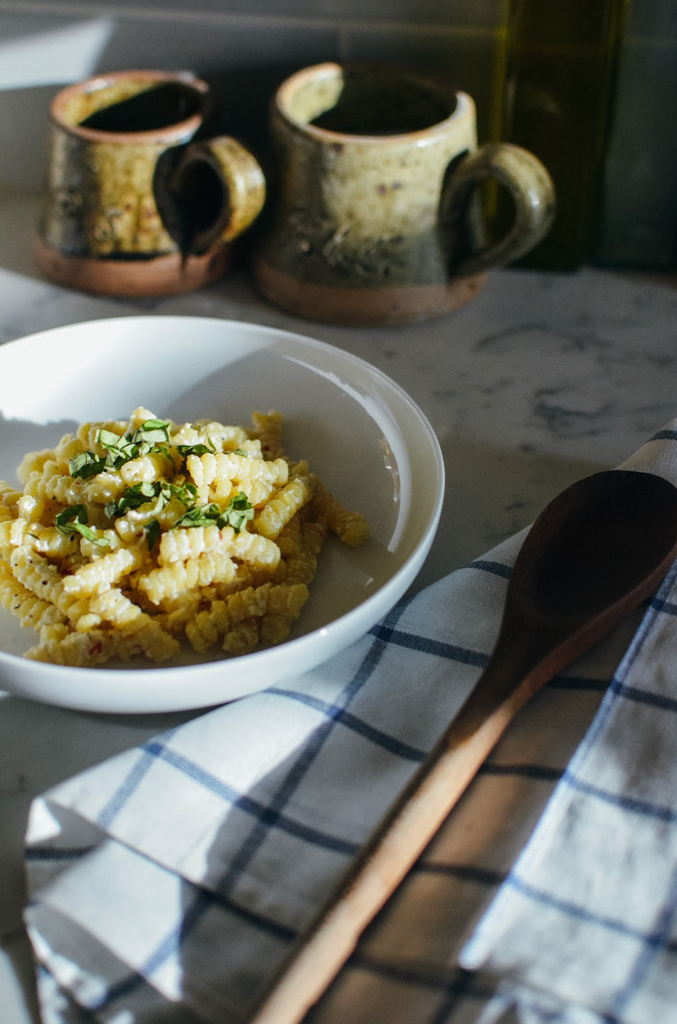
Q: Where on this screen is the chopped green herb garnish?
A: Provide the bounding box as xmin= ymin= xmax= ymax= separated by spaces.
xmin=152 ymin=444 xmax=177 ymax=472
xmin=94 ymin=419 xmax=171 ymax=469
xmin=105 ymin=481 xmax=159 ymax=519
xmin=95 ymin=428 xmax=139 ymax=467
xmin=176 ymin=435 xmax=218 ymax=459
xmin=176 ymin=443 xmax=211 ymax=458
xmin=222 ymin=491 xmax=255 ymax=531
xmin=174 ymin=502 xmax=223 ymax=529
xmin=170 ymin=480 xmax=198 ymax=507
xmin=104 ymin=479 xmax=198 ymax=520
xmin=232 ymin=448 xmax=249 ymax=457
xmin=136 ymin=418 xmax=170 ymax=435
xmin=55 ymin=505 xmax=109 ymax=547
xmin=68 ymin=419 xmax=179 ymax=481
xmin=172 ymin=492 xmax=253 ymax=533
xmin=131 ymin=419 xmax=170 ymax=446
xmin=68 ymin=451 xmax=107 ymax=479
xmin=145 ymin=518 xmax=161 ymax=551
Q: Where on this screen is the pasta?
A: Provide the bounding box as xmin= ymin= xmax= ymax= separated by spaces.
xmin=0 ymin=408 xmax=369 ymax=667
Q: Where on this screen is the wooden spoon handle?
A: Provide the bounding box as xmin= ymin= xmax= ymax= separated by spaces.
xmin=249 ymin=674 xmax=533 ymax=1024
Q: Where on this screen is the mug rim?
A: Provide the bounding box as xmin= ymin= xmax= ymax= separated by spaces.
xmin=50 ymin=69 xmax=210 ymax=144
xmin=274 ymin=61 xmax=471 ymax=144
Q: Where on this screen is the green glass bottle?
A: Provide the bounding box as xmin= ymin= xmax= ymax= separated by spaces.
xmin=498 ymin=0 xmax=629 ymax=269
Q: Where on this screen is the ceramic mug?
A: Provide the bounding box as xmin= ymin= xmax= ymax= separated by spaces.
xmin=36 ymin=70 xmax=266 ymax=297
xmin=253 ymin=62 xmax=555 ymax=326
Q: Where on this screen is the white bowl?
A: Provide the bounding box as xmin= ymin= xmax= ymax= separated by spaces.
xmin=0 ymin=316 xmax=444 ymax=713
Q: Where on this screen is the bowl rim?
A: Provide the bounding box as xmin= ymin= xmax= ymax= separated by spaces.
xmin=0 ymin=315 xmax=445 ymax=709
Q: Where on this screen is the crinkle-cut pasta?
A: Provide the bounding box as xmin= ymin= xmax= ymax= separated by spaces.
xmin=187 ymin=451 xmax=288 ymax=498
xmin=79 ymin=530 xmax=123 ymax=559
xmin=244 ymin=478 xmax=278 ymax=509
xmin=284 ymin=520 xmax=327 ymax=586
xmin=157 ymin=520 xmax=279 ymax=571
xmin=8 ymin=518 xmax=33 ymax=547
xmin=11 ymin=522 xmax=79 ymax=560
xmin=254 ymin=476 xmax=312 ymax=540
xmin=159 ymin=591 xmax=202 ymax=636
xmin=76 ymin=419 xmax=128 ymax=450
xmin=231 ymin=439 xmax=263 ymax=459
xmin=0 ymin=500 xmax=19 ymax=530
xmin=114 ymin=497 xmax=185 ymax=545
xmin=276 ymin=515 xmax=303 ymax=558
xmin=9 ymin=547 xmax=71 ymax=610
xmin=185 ymin=583 xmax=271 ymax=653
xmin=24 ymin=631 xmax=103 ymax=666
xmin=259 ymin=582 xmax=310 ymax=646
xmin=87 ymin=587 xmax=143 ymax=628
xmin=16 ymin=450 xmax=52 ymax=484
xmin=203 ymin=564 xmax=255 ymax=602
xmin=0 ymin=560 xmax=65 ymax=630
xmin=53 ymin=435 xmax=86 ymax=469
xmin=229 ymin=529 xmax=281 ymax=571
xmin=10 ymin=556 xmax=90 ymax=628
xmin=0 ymin=522 xmax=13 ymax=558
xmin=169 ymin=424 xmax=205 ymax=446
xmin=82 ymin=473 xmax=126 ymax=506
xmin=0 ymin=479 xmax=22 ymax=504
xmin=309 ymin=474 xmax=370 ymax=547
xmin=17 ymin=493 xmax=48 ymax=522
xmin=184 ymin=452 xmax=228 ymax=493
xmin=138 ymin=548 xmax=237 ymax=605
xmin=129 ymin=406 xmax=156 ymax=429
xmin=191 ymin=419 xmax=249 ymax=448
xmin=0 ymin=406 xmax=368 ymax=667
xmin=23 ymin=466 xmax=85 ymax=506
xmin=222 ymin=619 xmax=261 ymax=656
xmin=26 ymin=618 xmax=179 ymax=666
xmin=158 ymin=523 xmax=223 ymax=565
xmin=120 ymin=452 xmax=168 ymax=486
xmin=250 ymin=409 xmax=285 ymax=460
xmin=62 ymin=544 xmax=148 ymax=597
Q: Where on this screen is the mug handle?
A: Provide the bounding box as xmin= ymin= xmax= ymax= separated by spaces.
xmin=167 ymin=136 xmax=266 ymax=254
xmin=440 ymin=143 xmax=555 ymax=276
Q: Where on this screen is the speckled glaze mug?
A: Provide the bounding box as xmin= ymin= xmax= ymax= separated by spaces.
xmin=36 ymin=70 xmax=266 ymax=297
xmin=253 ymin=62 xmax=555 ymax=326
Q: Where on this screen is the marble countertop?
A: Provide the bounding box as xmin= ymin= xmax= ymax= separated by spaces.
xmin=3 ymin=189 xmax=677 ymax=1023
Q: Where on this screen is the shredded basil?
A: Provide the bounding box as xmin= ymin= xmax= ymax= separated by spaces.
xmin=105 ymin=480 xmax=198 ymax=520
xmin=176 ymin=436 xmax=217 ymax=458
xmin=69 ymin=419 xmax=221 ymax=482
xmin=55 ymin=505 xmax=109 ymax=547
xmin=145 ymin=518 xmax=161 ymax=551
xmin=173 ymin=492 xmax=254 ymax=533
xmin=170 ymin=480 xmax=198 ymax=506
xmin=61 ymin=419 xmax=253 ymax=545
xmin=95 ymin=419 xmax=171 ymax=469
xmin=174 ymin=502 xmax=223 ymax=529
xmin=223 ymin=492 xmax=255 ymax=531
xmin=105 ymin=481 xmax=159 ymax=519
xmin=68 ymin=451 xmax=107 ymax=479
xmin=134 ymin=418 xmax=170 ymax=441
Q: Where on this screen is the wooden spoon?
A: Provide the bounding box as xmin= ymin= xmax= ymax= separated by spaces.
xmin=250 ymin=469 xmax=677 ymax=1024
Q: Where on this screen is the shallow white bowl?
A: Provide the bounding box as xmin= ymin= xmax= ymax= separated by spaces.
xmin=0 ymin=316 xmax=444 ymax=713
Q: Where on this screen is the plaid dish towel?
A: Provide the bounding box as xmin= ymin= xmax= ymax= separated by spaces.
xmin=23 ymin=422 xmax=677 ymax=1024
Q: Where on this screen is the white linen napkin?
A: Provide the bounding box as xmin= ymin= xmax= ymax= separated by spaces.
xmin=23 ymin=421 xmax=677 ymax=1024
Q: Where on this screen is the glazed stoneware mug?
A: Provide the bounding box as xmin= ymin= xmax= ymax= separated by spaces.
xmin=36 ymin=70 xmax=266 ymax=297
xmin=253 ymin=62 xmax=555 ymax=326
